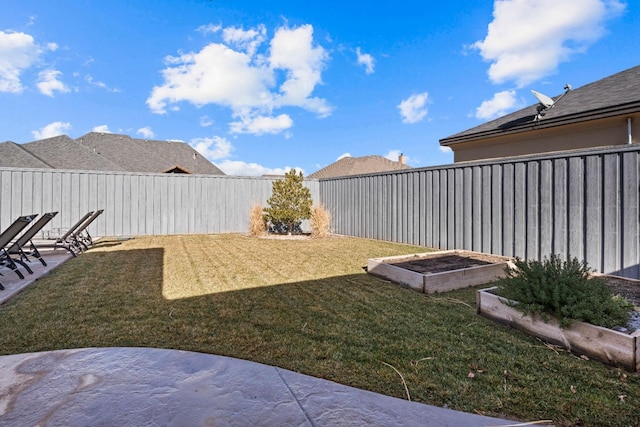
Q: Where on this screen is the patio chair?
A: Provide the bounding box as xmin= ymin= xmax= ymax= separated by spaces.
xmin=0 ymin=215 xmax=38 ymax=286
xmin=69 ymin=209 xmax=104 ymax=251
xmin=7 ymin=212 xmax=58 ymax=267
xmin=41 ymin=211 xmax=94 ymax=256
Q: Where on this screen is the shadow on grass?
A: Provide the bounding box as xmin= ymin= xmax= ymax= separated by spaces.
xmin=1 ymin=246 xmax=639 ymax=426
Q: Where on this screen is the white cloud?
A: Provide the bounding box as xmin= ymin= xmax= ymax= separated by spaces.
xmin=223 ymin=25 xmax=266 ymax=57
xmin=337 ymin=152 xmax=351 ymax=160
xmin=32 ymin=121 xmax=71 ymax=139
xmin=137 ymin=126 xmax=155 ymax=138
xmin=36 ymin=69 xmax=69 ymax=96
xmin=398 ymin=92 xmax=429 ymax=124
xmin=92 ymin=125 xmax=111 ymax=133
xmin=190 ymin=136 xmax=233 ymax=160
xmin=147 ymin=23 xmax=332 ymax=136
xmin=0 ymin=30 xmax=41 ymax=93
xmin=439 ymin=146 xmax=453 ymax=153
xmin=197 ymin=23 xmax=222 ymax=35
xmin=229 ymin=113 xmax=293 ymax=135
xmin=147 ymin=42 xmax=273 ymax=113
xmin=217 ymin=159 xmax=299 ymax=176
xmin=356 ymin=47 xmax=375 ymax=74
xmin=85 ymin=75 xmax=120 ymax=92
xmin=475 ymin=90 xmax=519 ymax=120
xmin=269 ymin=25 xmax=331 ymax=116
xmin=473 ymin=0 xmax=626 ymax=86
xmin=46 ymin=42 xmax=58 ymax=51
xmin=200 ymin=116 xmax=213 ymax=127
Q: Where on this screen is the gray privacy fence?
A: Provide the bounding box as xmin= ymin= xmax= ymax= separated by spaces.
xmin=0 ymin=168 xmax=319 ymax=237
xmin=320 ymin=145 xmax=640 ymax=279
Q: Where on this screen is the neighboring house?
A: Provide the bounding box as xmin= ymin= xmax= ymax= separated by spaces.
xmin=440 ymin=64 xmax=640 ymax=162
xmin=308 ymin=154 xmax=410 ymax=179
xmin=0 ymin=132 xmax=225 ymax=175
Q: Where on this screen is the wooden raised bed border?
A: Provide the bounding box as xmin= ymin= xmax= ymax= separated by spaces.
xmin=477 ymin=287 xmax=640 ymax=372
xmin=367 ymin=250 xmax=512 ymax=294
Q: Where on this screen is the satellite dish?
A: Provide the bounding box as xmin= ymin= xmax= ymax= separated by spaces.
xmin=531 ymin=89 xmax=555 ymax=108
xmin=531 ymin=84 xmax=571 ymax=122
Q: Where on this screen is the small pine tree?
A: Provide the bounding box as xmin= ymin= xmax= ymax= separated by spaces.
xmin=264 ymin=170 xmax=312 ymax=234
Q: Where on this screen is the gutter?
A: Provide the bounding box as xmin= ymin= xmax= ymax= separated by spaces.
xmin=441 ymin=101 xmax=640 ymax=147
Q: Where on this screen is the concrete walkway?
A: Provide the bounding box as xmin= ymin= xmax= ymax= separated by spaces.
xmin=0 ymin=249 xmax=73 ymax=305
xmin=0 ymin=347 xmax=516 ymax=426
xmin=0 ymin=248 xmax=517 ymax=426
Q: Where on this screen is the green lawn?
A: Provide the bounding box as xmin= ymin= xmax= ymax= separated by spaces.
xmin=1 ymin=234 xmax=638 ymax=426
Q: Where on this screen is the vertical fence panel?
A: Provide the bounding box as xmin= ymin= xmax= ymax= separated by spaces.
xmin=447 ymin=169 xmax=456 ymax=250
xmin=568 ymin=157 xmax=585 ymax=261
xmin=621 ymin=152 xmax=639 ymax=277
xmin=584 ymin=156 xmax=603 ymax=271
xmin=463 ymin=167 xmax=473 ymax=250
xmin=513 ymin=163 xmax=526 ymax=258
xmin=491 ymin=165 xmax=503 ymax=255
xmin=603 ymin=154 xmax=621 ymax=274
xmin=454 ymin=168 xmax=464 ymax=249
xmin=425 ymin=171 xmax=433 ymax=248
xmin=502 ymin=164 xmax=514 ymax=257
xmin=539 ymin=160 xmax=553 ymax=259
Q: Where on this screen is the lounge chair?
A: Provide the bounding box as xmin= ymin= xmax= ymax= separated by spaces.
xmin=42 ymin=211 xmax=94 ymax=256
xmin=7 ymin=212 xmax=58 ymax=267
xmin=41 ymin=210 xmax=103 ymax=255
xmin=0 ymin=215 xmax=37 ymax=288
xmin=69 ymin=209 xmax=104 ymax=251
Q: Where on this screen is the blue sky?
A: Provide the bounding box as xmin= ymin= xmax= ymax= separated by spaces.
xmin=1 ymin=0 xmax=637 ymax=175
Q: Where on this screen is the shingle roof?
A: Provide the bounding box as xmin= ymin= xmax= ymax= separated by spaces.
xmin=441 ymin=64 xmax=640 ymax=146
xmin=0 ymin=141 xmax=53 ymax=169
xmin=307 ymin=155 xmax=411 ymax=179
xmin=1 ymin=132 xmax=225 ymax=175
xmin=23 ymin=134 xmax=126 ymax=171
xmin=75 ymin=132 xmax=225 ymax=175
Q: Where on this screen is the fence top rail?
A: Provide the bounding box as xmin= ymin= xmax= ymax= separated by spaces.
xmin=316 ymin=144 xmax=640 ymax=182
xmin=0 ymin=166 xmax=319 ymax=182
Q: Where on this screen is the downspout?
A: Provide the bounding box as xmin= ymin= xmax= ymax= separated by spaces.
xmin=628 ymin=117 xmax=633 ymax=145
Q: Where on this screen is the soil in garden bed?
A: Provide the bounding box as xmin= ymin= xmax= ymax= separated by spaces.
xmin=604 ymin=276 xmax=640 ymax=307
xmin=390 ymin=254 xmax=504 ymax=274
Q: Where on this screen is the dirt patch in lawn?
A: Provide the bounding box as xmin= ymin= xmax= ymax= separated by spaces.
xmin=390 ymin=253 xmax=506 ymax=274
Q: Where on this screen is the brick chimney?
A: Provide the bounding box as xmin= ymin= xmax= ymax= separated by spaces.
xmin=398 ymin=153 xmax=406 ymax=165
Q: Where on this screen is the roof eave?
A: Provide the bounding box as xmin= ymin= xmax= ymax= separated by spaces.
xmin=440 ymin=102 xmax=640 ymax=146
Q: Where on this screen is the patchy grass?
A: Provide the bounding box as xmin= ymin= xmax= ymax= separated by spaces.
xmin=0 ymin=234 xmax=638 ymax=426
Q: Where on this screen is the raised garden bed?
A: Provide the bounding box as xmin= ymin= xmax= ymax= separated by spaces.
xmin=367 ymin=250 xmax=513 ymax=294
xmin=477 ymin=279 xmax=640 ymax=372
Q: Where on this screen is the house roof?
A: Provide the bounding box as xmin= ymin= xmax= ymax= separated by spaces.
xmin=0 ymin=132 xmax=225 ymax=175
xmin=0 ymin=141 xmax=53 ymax=169
xmin=441 ymin=64 xmax=640 ymax=146
xmin=23 ymin=134 xmax=126 ymax=171
xmin=307 ymin=155 xmax=411 ymax=179
xmin=75 ymin=132 xmax=225 ymax=175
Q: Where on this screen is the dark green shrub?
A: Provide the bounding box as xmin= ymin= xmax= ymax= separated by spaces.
xmin=496 ymin=255 xmax=633 ymax=328
xmin=263 ymin=170 xmax=312 ymax=235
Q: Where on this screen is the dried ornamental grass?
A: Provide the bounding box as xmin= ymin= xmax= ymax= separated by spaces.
xmin=248 ymin=204 xmax=266 ymax=236
xmin=310 ymin=204 xmax=332 ymax=238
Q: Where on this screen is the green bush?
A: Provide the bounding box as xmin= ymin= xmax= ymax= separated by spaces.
xmin=263 ymin=170 xmax=312 ymax=234
xmin=496 ymin=255 xmax=633 ymax=328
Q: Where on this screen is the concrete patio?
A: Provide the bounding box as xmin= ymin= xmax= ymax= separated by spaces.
xmin=0 ymin=249 xmax=517 ymax=426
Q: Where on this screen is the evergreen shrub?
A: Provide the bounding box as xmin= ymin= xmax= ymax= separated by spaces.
xmin=496 ymin=255 xmax=633 ymax=328
xmin=263 ymin=170 xmax=312 ymax=235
